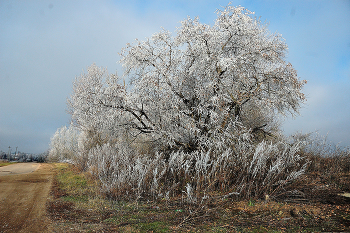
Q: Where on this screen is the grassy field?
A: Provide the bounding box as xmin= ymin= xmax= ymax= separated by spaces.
xmin=46 ymin=162 xmax=350 ymax=232
xmin=0 ymin=161 xmax=15 ymax=167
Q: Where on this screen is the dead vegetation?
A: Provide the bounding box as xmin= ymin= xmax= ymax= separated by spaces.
xmin=46 ymin=136 xmax=350 ymax=232
xmin=47 ymin=152 xmax=350 ymax=232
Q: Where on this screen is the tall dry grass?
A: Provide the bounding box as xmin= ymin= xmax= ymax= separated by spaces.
xmin=84 ymin=131 xmax=309 ymax=203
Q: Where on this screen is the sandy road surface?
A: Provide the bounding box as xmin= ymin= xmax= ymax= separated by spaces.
xmin=0 ymin=163 xmax=54 ymax=233
xmin=0 ymin=163 xmax=41 ymax=176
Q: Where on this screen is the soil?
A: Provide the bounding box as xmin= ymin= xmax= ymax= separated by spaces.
xmin=0 ymin=163 xmax=54 ymax=233
xmin=46 ymin=172 xmax=117 ymax=232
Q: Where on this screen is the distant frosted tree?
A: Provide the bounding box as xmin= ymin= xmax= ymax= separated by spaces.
xmin=48 ymin=125 xmax=79 ymax=162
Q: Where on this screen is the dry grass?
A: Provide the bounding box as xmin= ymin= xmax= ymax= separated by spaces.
xmin=46 ymin=161 xmax=350 ymax=232
xmin=46 ymin=134 xmax=350 ymax=232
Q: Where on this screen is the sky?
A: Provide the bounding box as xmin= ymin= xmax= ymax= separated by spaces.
xmin=0 ymin=0 xmax=349 ymax=154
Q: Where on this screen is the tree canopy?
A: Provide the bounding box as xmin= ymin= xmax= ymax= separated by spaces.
xmin=56 ymin=5 xmax=309 ymax=201
xmin=68 ymin=5 xmax=305 ymax=153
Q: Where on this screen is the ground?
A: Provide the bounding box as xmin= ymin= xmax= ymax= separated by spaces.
xmin=0 ymin=163 xmax=54 ymax=233
xmin=1 ymin=162 xmax=350 ymax=232
xmin=45 ymin=163 xmax=350 ymax=232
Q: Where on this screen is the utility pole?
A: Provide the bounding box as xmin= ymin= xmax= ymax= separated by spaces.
xmin=8 ymin=146 xmax=11 ymax=161
xmin=15 ymin=146 xmax=18 ymax=157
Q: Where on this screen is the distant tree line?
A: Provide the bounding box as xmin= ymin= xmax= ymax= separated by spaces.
xmin=0 ymin=150 xmax=48 ymax=162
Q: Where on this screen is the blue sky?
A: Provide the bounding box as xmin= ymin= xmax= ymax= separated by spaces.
xmin=0 ymin=0 xmax=349 ymax=153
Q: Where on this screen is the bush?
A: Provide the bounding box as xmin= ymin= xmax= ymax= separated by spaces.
xmin=86 ymin=123 xmax=309 ymax=202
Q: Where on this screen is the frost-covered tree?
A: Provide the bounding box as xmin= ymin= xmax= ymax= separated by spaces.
xmin=68 ymin=5 xmax=305 ymax=153
xmin=48 ymin=125 xmax=79 ymax=162
xmin=64 ymin=5 xmax=311 ymax=200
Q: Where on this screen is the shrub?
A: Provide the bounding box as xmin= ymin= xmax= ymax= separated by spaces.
xmin=86 ymin=122 xmax=309 ymax=202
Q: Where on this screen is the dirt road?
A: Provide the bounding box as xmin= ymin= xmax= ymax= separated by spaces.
xmin=0 ymin=163 xmax=54 ymax=233
xmin=0 ymin=163 xmax=41 ymax=176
